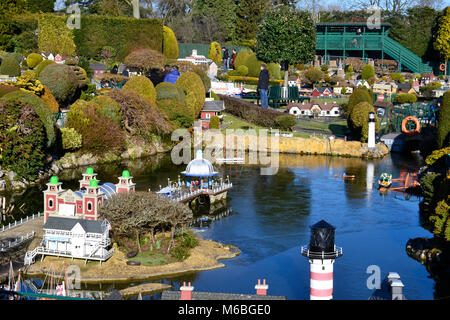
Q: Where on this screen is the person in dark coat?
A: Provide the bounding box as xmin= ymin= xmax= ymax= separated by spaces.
xmin=111 ymin=65 xmax=118 ymax=74
xmin=122 ymin=68 xmax=130 ymax=77
xmin=163 ymin=65 xmax=180 ymax=85
xmin=222 ymin=47 xmax=230 ymax=72
xmin=257 ymin=64 xmax=270 ymax=108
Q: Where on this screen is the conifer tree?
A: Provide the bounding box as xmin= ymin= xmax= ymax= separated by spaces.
xmin=435 ymin=7 xmax=450 ymax=76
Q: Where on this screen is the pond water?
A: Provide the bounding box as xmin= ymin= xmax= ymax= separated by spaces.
xmin=1 ymin=152 xmax=439 ymax=300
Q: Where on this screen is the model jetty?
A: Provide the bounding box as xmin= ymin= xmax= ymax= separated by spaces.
xmin=156 ymin=150 xmax=232 ymax=210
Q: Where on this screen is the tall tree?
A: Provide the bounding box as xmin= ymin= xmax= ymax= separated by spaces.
xmin=193 ymin=0 xmax=237 ymax=42
xmin=256 ymin=6 xmax=316 ymax=85
xmin=0 ymin=0 xmax=28 ymax=51
xmin=435 ymin=7 xmax=450 ymax=76
xmin=235 ymin=0 xmax=268 ymax=42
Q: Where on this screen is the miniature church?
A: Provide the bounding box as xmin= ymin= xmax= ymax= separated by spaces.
xmin=43 ymin=168 xmax=135 ymax=223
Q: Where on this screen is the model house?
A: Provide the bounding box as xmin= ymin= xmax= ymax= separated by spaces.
xmin=333 ymin=82 xmax=354 ymax=95
xmin=373 ymin=82 xmax=397 ymax=95
xmin=311 ymin=87 xmax=333 ymax=97
xmin=200 ymin=100 xmax=225 ymax=129
xmin=287 ymin=101 xmax=341 ymax=118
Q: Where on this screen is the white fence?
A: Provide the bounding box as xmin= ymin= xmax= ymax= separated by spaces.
xmin=0 ymin=231 xmax=35 ymax=252
xmin=1 ymin=212 xmax=42 ymax=233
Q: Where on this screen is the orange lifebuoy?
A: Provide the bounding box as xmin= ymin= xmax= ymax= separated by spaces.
xmin=401 ymin=116 xmax=420 ymax=135
xmin=440 ymin=64 xmax=446 ymax=72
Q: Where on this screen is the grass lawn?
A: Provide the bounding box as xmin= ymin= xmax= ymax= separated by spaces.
xmin=128 ymin=250 xmax=171 ymax=267
xmin=296 ymin=119 xmax=348 ymax=136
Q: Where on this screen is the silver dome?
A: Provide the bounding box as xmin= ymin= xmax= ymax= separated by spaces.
xmin=181 ymin=150 xmax=218 ymax=177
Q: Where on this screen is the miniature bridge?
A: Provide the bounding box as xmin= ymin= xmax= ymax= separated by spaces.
xmin=316 ymin=23 xmax=433 ymax=74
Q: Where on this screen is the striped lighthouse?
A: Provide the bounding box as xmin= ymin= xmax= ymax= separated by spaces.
xmin=301 ymin=220 xmax=343 ymax=300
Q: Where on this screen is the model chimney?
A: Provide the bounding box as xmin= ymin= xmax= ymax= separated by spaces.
xmin=180 ymin=282 xmax=194 ymax=300
xmin=255 ymin=279 xmax=268 ymax=296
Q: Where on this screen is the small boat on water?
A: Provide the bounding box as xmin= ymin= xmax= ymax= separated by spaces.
xmin=378 ymin=173 xmax=392 ymax=188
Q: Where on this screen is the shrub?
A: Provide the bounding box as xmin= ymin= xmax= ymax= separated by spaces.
xmin=211 ymin=91 xmax=219 ymax=100
xmin=244 ymin=52 xmax=263 ymax=77
xmin=124 ymin=48 xmax=167 ymax=74
xmin=209 ymin=116 xmax=220 ymax=129
xmin=208 ymin=41 xmax=222 ymax=64
xmin=163 ymin=26 xmax=179 ymax=59
xmin=425 ymin=147 xmax=450 ymax=166
xmin=155 ymin=82 xmax=186 ymax=104
xmin=175 ymin=72 xmax=206 ymax=118
xmin=70 ymin=65 xmax=88 ymax=88
xmin=66 ymin=99 xmax=125 ymax=155
xmin=275 ymin=115 xmax=297 ymax=131
xmin=60 ymin=127 xmax=82 ymax=151
xmin=390 ymin=73 xmax=404 ymax=82
xmin=321 ymin=65 xmax=329 ymax=72
xmin=430 ymin=200 xmax=450 ymax=241
xmin=437 ymin=91 xmax=450 ymax=148
xmin=0 ymin=56 xmax=20 ymax=77
xmin=233 ymin=49 xmax=252 ymax=70
xmin=347 ymin=88 xmax=373 ymax=116
xmin=123 ymin=76 xmax=157 ymax=104
xmin=157 ymin=99 xmax=193 ymax=128
xmin=6 ymin=74 xmax=45 ymax=96
xmin=41 ymin=85 xmax=59 ymax=113
xmin=267 ymin=63 xmax=281 ymax=80
xmin=38 ymin=14 xmax=76 ymax=56
xmin=34 ymin=59 xmax=55 ymax=77
xmin=361 ymin=64 xmax=375 ymax=81
xmin=0 ymin=100 xmax=46 ymax=181
xmin=26 ymin=53 xmax=43 ymax=69
xmin=91 ymin=95 xmax=122 ymax=124
xmin=107 ymin=89 xmax=172 ymax=139
xmin=168 ymin=61 xmax=211 ymax=92
xmin=348 ymin=101 xmax=379 ymax=142
xmin=38 ymin=64 xmax=79 ymax=106
xmin=0 ymin=84 xmax=19 ymax=98
xmin=218 ymin=94 xmax=287 ymax=128
xmin=420 ymin=172 xmax=442 ymax=203
xmin=302 ymin=68 xmax=324 ymax=87
xmin=393 ymin=93 xmax=418 ymax=104
xmin=72 ymin=15 xmax=163 ymax=60
xmin=237 ymin=65 xmax=249 ymax=76
xmin=1 ymin=90 xmax=56 ymax=148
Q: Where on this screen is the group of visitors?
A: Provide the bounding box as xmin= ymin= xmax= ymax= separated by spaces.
xmin=146 ymin=65 xmax=180 ymax=86
xmin=110 ymin=65 xmax=130 ymax=77
xmin=222 ymin=47 xmax=237 ymax=72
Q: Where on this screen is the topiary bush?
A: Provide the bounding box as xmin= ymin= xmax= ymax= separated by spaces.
xmin=34 ymin=59 xmax=55 ymax=77
xmin=208 ymin=41 xmax=222 ymax=64
xmin=163 ymin=26 xmax=179 ymax=59
xmin=41 ymin=85 xmax=59 ymax=113
xmin=275 ymin=115 xmax=297 ymax=131
xmin=0 ymin=84 xmax=19 ymax=98
xmin=91 ymin=95 xmax=122 ymax=124
xmin=347 ymin=88 xmax=373 ymax=117
xmin=244 ymin=52 xmax=263 ymax=77
xmin=26 ymin=53 xmax=43 ymax=69
xmin=0 ymin=56 xmax=21 ymax=77
xmin=155 ymin=82 xmax=186 ymax=104
xmin=1 ymin=90 xmax=56 ymax=148
xmin=393 ymin=93 xmax=418 ymax=104
xmin=237 ymin=65 xmax=249 ymax=76
xmin=107 ymin=89 xmax=172 ymax=139
xmin=6 ymin=74 xmax=45 ymax=96
xmin=66 ymin=99 xmax=125 ymax=155
xmin=124 ymin=48 xmax=167 ymax=74
xmin=60 ymin=127 xmax=82 ymax=151
xmin=267 ymin=63 xmax=281 ymax=80
xmin=437 ymin=91 xmax=450 ymax=148
xmin=233 ymin=49 xmax=252 ymax=70
xmin=157 ymin=99 xmax=193 ymax=128
xmin=348 ymin=101 xmax=379 ymax=142
xmin=209 ymin=115 xmax=220 ymax=129
xmin=0 ymin=100 xmax=46 ymax=181
xmin=123 ymin=76 xmax=157 ymax=104
xmin=38 ymin=63 xmax=79 ymax=106
xmin=169 ymin=61 xmax=211 ymax=92
xmin=175 ymin=72 xmax=206 ymax=118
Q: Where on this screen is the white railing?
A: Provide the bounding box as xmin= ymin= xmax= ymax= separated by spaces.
xmin=0 ymin=231 xmax=35 ymax=252
xmin=300 ymin=245 xmax=343 ymax=259
xmin=25 ymin=245 xmax=115 ymax=265
xmin=171 ymin=183 xmax=232 ymax=202
xmin=1 ymin=212 xmax=42 ymax=233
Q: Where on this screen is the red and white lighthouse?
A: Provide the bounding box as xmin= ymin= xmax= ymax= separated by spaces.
xmin=301 ymin=220 xmax=343 ymax=300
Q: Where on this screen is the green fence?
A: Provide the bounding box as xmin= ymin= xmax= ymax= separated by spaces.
xmin=178 ymin=43 xmax=247 ymax=59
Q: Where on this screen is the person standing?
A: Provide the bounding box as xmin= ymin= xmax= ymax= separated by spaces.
xmin=257 ymin=64 xmax=270 ymax=108
xmin=231 ymin=49 xmax=237 ymax=69
xmin=163 ymin=65 xmax=180 ymax=85
xmin=222 ymin=47 xmax=230 ymax=72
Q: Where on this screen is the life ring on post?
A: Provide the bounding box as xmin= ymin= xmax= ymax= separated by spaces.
xmin=401 ymin=116 xmax=420 ymax=135
xmin=440 ymin=64 xmax=446 ymax=72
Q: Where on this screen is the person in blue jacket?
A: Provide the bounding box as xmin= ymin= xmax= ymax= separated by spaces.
xmin=163 ymin=65 xmax=180 ymax=84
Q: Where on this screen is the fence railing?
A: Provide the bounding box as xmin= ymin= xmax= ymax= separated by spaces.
xmin=1 ymin=212 xmax=42 ymax=233
xmin=0 ymin=231 xmax=35 ymax=252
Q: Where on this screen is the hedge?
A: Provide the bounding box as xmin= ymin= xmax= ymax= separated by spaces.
xmin=1 ymin=90 xmax=56 ymax=148
xmin=393 ymin=93 xmax=417 ymax=104
xmin=38 ymin=14 xmax=76 ymax=56
xmin=175 ymin=72 xmax=206 ymax=118
xmin=227 ymin=76 xmax=284 ymax=86
xmin=123 ymin=76 xmax=157 ymax=104
xmin=26 ymin=53 xmax=43 ymax=69
xmin=0 ymin=56 xmax=21 ymax=77
xmin=0 ymin=84 xmax=19 ymax=98
xmin=234 ymin=49 xmax=252 ymax=70
xmin=34 ymin=59 xmax=55 ymax=77
xmin=156 ymin=82 xmax=186 ymax=104
xmin=437 ymin=91 xmax=450 ymax=148
xmin=218 ymin=94 xmax=292 ymax=128
xmin=157 ymin=99 xmax=193 ymax=128
xmin=163 ymin=26 xmax=179 ymax=59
